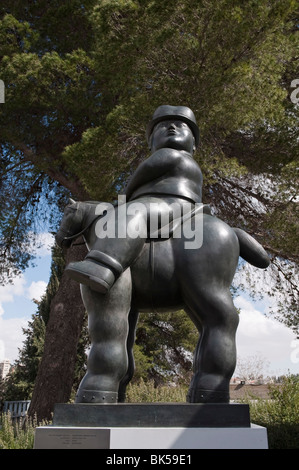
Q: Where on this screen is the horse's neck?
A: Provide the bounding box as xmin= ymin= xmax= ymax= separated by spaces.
xmin=78 ymin=201 xmax=101 ymax=249
xmin=80 ymin=201 xmax=99 ymax=225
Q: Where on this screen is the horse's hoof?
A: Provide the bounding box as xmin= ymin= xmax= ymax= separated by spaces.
xmin=65 ymin=260 xmax=115 ymax=294
xmin=75 ymin=389 xmax=118 ymax=403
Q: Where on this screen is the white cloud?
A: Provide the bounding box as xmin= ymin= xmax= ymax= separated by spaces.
xmin=27 ymin=281 xmax=47 ymax=302
xmin=0 ymin=275 xmax=26 ymax=316
xmin=235 ymin=295 xmax=298 ymax=376
xmin=0 ymin=237 xmax=53 ymax=363
xmin=0 ymin=340 xmax=5 ymax=361
xmin=0 ymin=275 xmax=47 ymax=315
xmin=28 ymin=232 xmax=55 ymax=257
xmin=0 ymin=274 xmax=47 ymax=362
xmin=0 ymin=275 xmax=26 ymax=303
xmin=0 ymin=275 xmax=28 ymax=362
xmin=0 ymin=315 xmax=28 ymax=362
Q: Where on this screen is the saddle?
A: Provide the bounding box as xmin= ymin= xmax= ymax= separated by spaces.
xmin=147 ymin=204 xmax=212 ymax=241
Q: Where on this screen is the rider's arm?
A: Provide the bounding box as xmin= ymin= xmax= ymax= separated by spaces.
xmin=125 ymin=148 xmax=184 ymax=200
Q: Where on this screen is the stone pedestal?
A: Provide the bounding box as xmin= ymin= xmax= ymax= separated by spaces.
xmin=34 ymin=403 xmax=268 ymax=449
xmin=52 ymin=402 xmax=251 ymax=427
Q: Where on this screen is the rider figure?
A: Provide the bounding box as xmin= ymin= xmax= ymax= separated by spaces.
xmin=66 ymin=105 xmax=208 ymax=293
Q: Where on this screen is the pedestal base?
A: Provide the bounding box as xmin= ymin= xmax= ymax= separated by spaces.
xmin=52 ymin=402 xmax=251 ymax=428
xmin=34 ymin=403 xmax=268 ymax=449
xmin=34 ymin=424 xmax=268 ymax=449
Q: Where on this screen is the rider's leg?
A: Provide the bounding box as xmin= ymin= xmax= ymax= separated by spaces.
xmin=65 ymin=203 xmax=146 ymax=294
xmin=65 ymin=197 xmax=189 ymax=294
xmin=75 ymin=269 xmax=132 ymax=403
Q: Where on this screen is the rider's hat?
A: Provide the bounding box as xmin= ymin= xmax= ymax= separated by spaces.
xmin=146 ymin=105 xmax=200 ymax=148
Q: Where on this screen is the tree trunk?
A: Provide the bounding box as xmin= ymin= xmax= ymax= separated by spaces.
xmin=28 ymin=242 xmax=87 ymax=423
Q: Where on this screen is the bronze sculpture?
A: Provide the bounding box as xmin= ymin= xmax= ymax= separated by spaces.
xmin=55 ymin=105 xmax=270 ymax=404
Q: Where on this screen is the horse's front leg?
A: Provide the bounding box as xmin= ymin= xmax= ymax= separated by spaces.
xmin=75 ymin=269 xmax=132 ymax=403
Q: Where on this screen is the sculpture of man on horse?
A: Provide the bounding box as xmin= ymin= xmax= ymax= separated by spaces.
xmin=55 ymin=105 xmax=270 ymax=404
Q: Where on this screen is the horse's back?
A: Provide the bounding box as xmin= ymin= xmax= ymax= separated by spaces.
xmin=131 ymin=214 xmax=239 ymax=310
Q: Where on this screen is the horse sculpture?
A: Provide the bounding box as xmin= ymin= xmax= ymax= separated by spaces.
xmin=55 ymin=198 xmax=270 ymax=404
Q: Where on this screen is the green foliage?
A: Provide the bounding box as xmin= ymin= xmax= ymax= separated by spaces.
xmin=68 ymin=0 xmax=298 ymax=202
xmin=0 ymin=2 xmax=98 ymax=276
xmin=134 ymin=310 xmax=198 ymax=385
xmin=130 ymin=343 xmax=154 ymax=383
xmin=126 ymin=379 xmax=188 ymax=403
xmin=0 ymin=1 xmax=97 ymax=54
xmin=247 ymin=375 xmax=299 ymax=449
xmin=0 ymin=413 xmax=37 ymax=449
xmin=0 ymin=153 xmax=69 ymax=282
xmin=71 ymin=310 xmax=90 ymax=397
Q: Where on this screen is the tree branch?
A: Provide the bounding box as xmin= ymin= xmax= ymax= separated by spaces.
xmin=10 ymin=140 xmax=89 ymax=199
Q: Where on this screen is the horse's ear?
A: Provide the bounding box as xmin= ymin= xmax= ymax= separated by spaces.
xmin=69 ymin=198 xmax=76 ymax=205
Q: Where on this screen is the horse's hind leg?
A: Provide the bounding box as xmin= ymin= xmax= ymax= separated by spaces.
xmin=75 ymin=269 xmax=132 ymax=403
xmin=185 ymin=287 xmax=239 ymax=403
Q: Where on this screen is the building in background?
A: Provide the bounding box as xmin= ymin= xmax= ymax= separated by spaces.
xmin=0 ymin=359 xmax=11 ymax=380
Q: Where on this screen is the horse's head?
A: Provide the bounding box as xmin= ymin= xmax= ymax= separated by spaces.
xmin=55 ymin=198 xmax=83 ymax=248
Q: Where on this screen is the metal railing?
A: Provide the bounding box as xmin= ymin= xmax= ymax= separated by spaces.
xmin=3 ymin=401 xmax=31 ymax=419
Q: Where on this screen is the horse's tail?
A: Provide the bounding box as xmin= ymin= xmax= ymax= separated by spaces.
xmin=233 ymin=228 xmax=270 ymax=269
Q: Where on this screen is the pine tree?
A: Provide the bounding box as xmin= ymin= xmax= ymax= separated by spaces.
xmin=134 ymin=310 xmax=198 ymax=385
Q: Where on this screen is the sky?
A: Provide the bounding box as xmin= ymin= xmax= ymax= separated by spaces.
xmin=0 ymin=233 xmax=298 ymax=378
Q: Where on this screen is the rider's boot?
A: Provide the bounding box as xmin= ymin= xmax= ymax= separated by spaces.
xmin=65 ymin=250 xmax=123 ymax=294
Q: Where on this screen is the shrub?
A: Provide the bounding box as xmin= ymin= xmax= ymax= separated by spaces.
xmin=0 ymin=413 xmax=37 ymax=449
xmin=249 ymin=375 xmax=299 ymax=449
xmin=126 ymin=379 xmax=188 ymax=403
